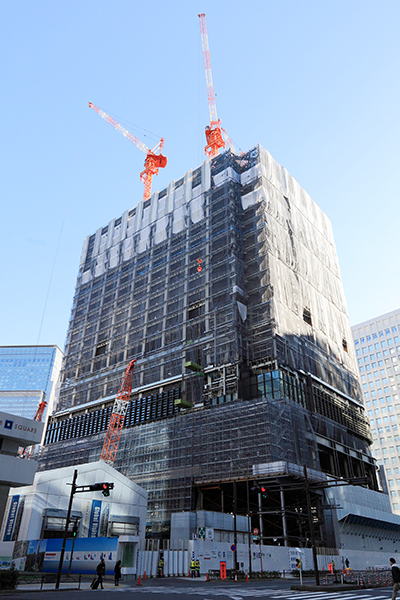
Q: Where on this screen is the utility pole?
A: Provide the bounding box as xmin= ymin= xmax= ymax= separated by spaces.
xmin=233 ymin=481 xmax=239 ymax=571
xmin=304 ymin=466 xmax=320 ymax=586
xmin=55 ymin=469 xmax=77 ymax=589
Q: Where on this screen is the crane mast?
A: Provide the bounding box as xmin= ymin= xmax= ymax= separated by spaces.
xmin=88 ymin=103 xmax=167 ymax=201
xmin=20 ymin=395 xmax=47 ymax=460
xmin=198 ymin=13 xmax=229 ymax=158
xmin=100 ymin=359 xmax=136 ymax=464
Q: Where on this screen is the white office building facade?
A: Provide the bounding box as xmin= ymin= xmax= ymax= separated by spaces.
xmin=352 ymin=309 xmax=400 ymax=513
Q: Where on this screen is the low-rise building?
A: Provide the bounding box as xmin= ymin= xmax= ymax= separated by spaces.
xmin=0 ymin=410 xmax=44 ymax=526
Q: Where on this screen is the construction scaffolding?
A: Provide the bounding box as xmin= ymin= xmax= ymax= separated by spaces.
xmin=41 ymin=144 xmax=376 ymax=538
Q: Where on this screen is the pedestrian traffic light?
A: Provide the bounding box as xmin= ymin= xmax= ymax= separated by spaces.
xmin=102 ymin=482 xmax=114 ymax=497
xmin=72 ymin=522 xmax=79 ymax=538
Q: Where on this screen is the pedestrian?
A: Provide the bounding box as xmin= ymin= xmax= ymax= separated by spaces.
xmin=158 ymin=556 xmax=164 ymax=578
xmin=114 ymin=559 xmax=122 ymax=586
xmin=195 ymin=558 xmax=200 ymax=577
xmin=390 ymin=557 xmax=400 ymax=600
xmin=96 ymin=557 xmax=106 ymax=590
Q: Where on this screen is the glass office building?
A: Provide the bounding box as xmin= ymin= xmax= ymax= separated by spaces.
xmin=0 ymin=346 xmax=63 ymax=422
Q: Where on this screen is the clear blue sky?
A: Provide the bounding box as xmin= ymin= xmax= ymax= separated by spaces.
xmin=1 ymin=0 xmax=399 ymax=350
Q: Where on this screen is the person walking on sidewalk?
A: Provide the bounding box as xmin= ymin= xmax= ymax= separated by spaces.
xmin=114 ymin=560 xmax=122 ymax=586
xmin=96 ymin=558 xmax=106 ymax=590
xmin=390 ymin=557 xmax=400 ymax=600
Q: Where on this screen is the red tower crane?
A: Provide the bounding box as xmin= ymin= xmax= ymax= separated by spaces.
xmin=88 ymin=103 xmax=167 ymax=202
xmin=100 ymin=359 xmax=136 ymax=464
xmin=20 ymin=395 xmax=48 ymax=459
xmin=198 ymin=13 xmax=235 ymax=158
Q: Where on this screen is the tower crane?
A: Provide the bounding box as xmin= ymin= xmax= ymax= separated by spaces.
xmin=198 ymin=13 xmax=235 ymax=158
xmin=19 ymin=395 xmax=47 ymax=459
xmin=88 ymin=103 xmax=167 ymax=202
xmin=100 ymin=359 xmax=136 ymax=464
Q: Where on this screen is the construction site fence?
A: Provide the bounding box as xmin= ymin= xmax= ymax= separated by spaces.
xmin=319 ymin=569 xmax=393 ymax=588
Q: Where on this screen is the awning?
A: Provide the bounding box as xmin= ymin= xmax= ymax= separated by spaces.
xmin=339 ymin=513 xmax=400 ymax=532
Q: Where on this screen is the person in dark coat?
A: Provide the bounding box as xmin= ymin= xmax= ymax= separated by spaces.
xmin=96 ymin=558 xmax=106 ymax=589
xmin=114 ymin=560 xmax=122 ymax=586
xmin=390 ymin=557 xmax=400 ymax=600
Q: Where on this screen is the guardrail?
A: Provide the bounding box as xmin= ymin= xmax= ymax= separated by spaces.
xmin=17 ymin=573 xmax=82 ymax=589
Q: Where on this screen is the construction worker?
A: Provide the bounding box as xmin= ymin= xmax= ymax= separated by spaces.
xmin=195 ymin=558 xmax=200 ymax=577
xmin=158 ymin=556 xmax=164 ymax=578
xmin=190 ymin=558 xmax=196 ymax=578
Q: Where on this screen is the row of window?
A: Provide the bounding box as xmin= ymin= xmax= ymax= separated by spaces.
xmin=371 ymin=424 xmax=398 ymax=436
xmin=367 ymin=405 xmax=397 ymax=417
xmin=370 ymin=416 xmax=398 ymax=426
xmin=366 ymin=397 xmax=398 ymax=408
xmin=356 ymin=337 xmax=400 ymax=355
xmin=354 ymin=327 xmax=399 ymax=345
xmin=373 ymin=445 xmax=400 ymax=456
xmin=358 ymin=354 xmax=396 ymax=367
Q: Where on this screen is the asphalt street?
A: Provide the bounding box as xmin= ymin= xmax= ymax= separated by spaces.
xmin=4 ymin=577 xmax=396 ymax=600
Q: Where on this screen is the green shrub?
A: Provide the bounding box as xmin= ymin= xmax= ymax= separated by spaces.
xmin=0 ymin=567 xmax=18 ymax=590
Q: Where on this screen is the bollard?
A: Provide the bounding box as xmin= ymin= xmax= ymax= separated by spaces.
xmin=206 ymin=572 xmax=209 ymax=582
xmin=246 ymin=574 xmax=249 ymax=582
xmin=137 ymin=575 xmax=142 ymax=586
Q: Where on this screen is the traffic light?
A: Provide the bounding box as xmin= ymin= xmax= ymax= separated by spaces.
xmin=250 ymin=484 xmax=268 ymax=500
xmin=89 ymin=482 xmax=114 ymax=496
xmin=102 ymin=482 xmax=114 ymax=497
xmin=296 ymin=558 xmax=302 ymax=569
xmin=72 ymin=521 xmax=79 ymax=538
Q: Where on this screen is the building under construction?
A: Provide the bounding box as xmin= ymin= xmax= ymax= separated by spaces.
xmin=39 ymin=145 xmax=379 ymax=543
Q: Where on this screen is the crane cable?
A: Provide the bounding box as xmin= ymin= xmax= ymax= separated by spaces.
xmin=36 ymin=109 xmax=89 ymax=345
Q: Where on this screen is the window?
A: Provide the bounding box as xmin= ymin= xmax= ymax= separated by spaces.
xmin=389 ymin=480 xmax=395 ymax=486
xmin=367 ymin=335 xmax=372 ymax=341
xmin=361 ymin=337 xmax=365 ymax=343
xmin=303 ymin=308 xmax=312 ymax=326
xmin=355 ymin=339 xmax=359 ymax=346
xmin=394 ymin=503 xmax=399 ymax=510
xmin=369 ymin=345 xmax=374 ymax=352
xmin=373 ymin=333 xmax=378 ymax=340
xmin=342 ymin=338 xmax=348 ymax=352
xmin=391 ymin=491 xmax=397 ymax=497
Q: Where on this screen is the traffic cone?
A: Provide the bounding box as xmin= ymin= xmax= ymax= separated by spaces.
xmin=234 ymin=572 xmax=237 ymax=582
xmin=246 ymin=574 xmax=249 ymax=582
xmin=136 ymin=575 xmax=141 ymax=586
xmin=143 ymin=571 xmax=146 ymax=580
xmin=188 ymin=569 xmax=191 ymax=577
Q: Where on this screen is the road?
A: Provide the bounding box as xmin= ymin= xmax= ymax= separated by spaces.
xmin=7 ymin=577 xmax=395 ymax=600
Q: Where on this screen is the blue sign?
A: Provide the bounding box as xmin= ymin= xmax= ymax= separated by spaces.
xmin=3 ymin=495 xmax=19 ymax=541
xmin=4 ymin=420 xmax=13 ymax=430
xmin=88 ymin=500 xmax=102 ymax=538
